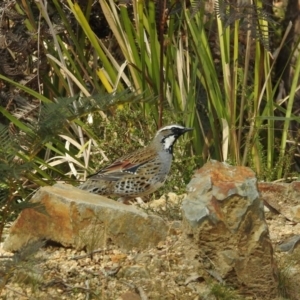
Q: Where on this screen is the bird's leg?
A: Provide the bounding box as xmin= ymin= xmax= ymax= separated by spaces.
xmin=117 ymin=197 xmax=132 ymax=205
xmin=135 ymin=197 xmax=145 ymax=204
xmin=117 ymin=197 xmax=145 ymax=205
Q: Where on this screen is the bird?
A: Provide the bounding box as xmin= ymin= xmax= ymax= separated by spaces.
xmin=78 ymin=124 xmax=193 ymax=201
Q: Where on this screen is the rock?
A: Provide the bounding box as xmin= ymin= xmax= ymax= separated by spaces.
xmin=3 ymin=184 xmax=168 ymax=252
xmin=277 ymin=235 xmax=300 ymax=253
xmin=290 ymin=181 xmax=300 ymax=199
xmin=182 ymin=160 xmax=278 ymax=299
xmin=290 ymin=205 xmax=300 ymax=222
xmin=258 ymin=182 xmax=289 ymax=217
xmin=258 ymin=182 xmax=300 ymax=222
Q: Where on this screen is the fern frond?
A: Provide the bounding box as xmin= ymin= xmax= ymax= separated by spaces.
xmin=214 ymin=0 xmax=275 ymax=51
xmin=11 ymin=97 xmax=40 ymax=124
xmin=33 ymin=91 xmax=145 ymax=138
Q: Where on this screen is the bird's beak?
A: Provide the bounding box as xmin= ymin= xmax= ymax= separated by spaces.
xmin=184 ymin=127 xmax=193 ymax=132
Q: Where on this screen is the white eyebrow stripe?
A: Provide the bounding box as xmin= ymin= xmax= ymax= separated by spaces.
xmin=156 ymin=124 xmax=185 ymax=135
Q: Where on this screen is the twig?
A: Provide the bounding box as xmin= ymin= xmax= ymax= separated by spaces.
xmin=0 ymin=256 xmax=14 ymax=259
xmin=83 ymin=269 xmax=100 ymax=276
xmin=136 ymin=285 xmax=148 ymax=300
xmin=44 ymin=278 xmax=96 ymax=294
xmin=69 ymin=248 xmax=108 ymax=260
xmin=4 ymin=286 xmax=29 ymax=298
xmin=120 ymin=280 xmax=148 ymax=300
xmin=85 ymin=279 xmax=90 ymax=300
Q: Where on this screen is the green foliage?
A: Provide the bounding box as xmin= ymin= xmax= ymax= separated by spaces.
xmin=0 ymin=123 xmax=39 ymax=238
xmin=209 ymin=283 xmax=244 ymax=300
xmin=1 ymin=0 xmax=300 ymax=238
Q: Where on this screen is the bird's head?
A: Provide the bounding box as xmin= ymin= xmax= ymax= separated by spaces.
xmin=153 ymin=124 xmax=193 ymax=154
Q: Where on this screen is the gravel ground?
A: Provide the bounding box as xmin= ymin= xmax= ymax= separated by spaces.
xmin=1 ymin=197 xmax=300 ymax=300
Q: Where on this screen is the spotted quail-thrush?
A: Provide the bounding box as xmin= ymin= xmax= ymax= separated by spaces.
xmin=78 ymin=124 xmax=193 ymax=200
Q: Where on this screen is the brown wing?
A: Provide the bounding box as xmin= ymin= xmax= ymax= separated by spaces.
xmin=87 ymin=146 xmax=157 ymax=181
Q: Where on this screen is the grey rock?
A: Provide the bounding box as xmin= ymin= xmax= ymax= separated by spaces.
xmin=182 ymin=160 xmax=278 ymax=299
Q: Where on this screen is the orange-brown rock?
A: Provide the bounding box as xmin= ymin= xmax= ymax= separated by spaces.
xmin=259 ymin=181 xmax=300 ymax=222
xmin=3 ymin=184 xmax=167 ymax=252
xmin=182 ymin=160 xmax=278 ymax=299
